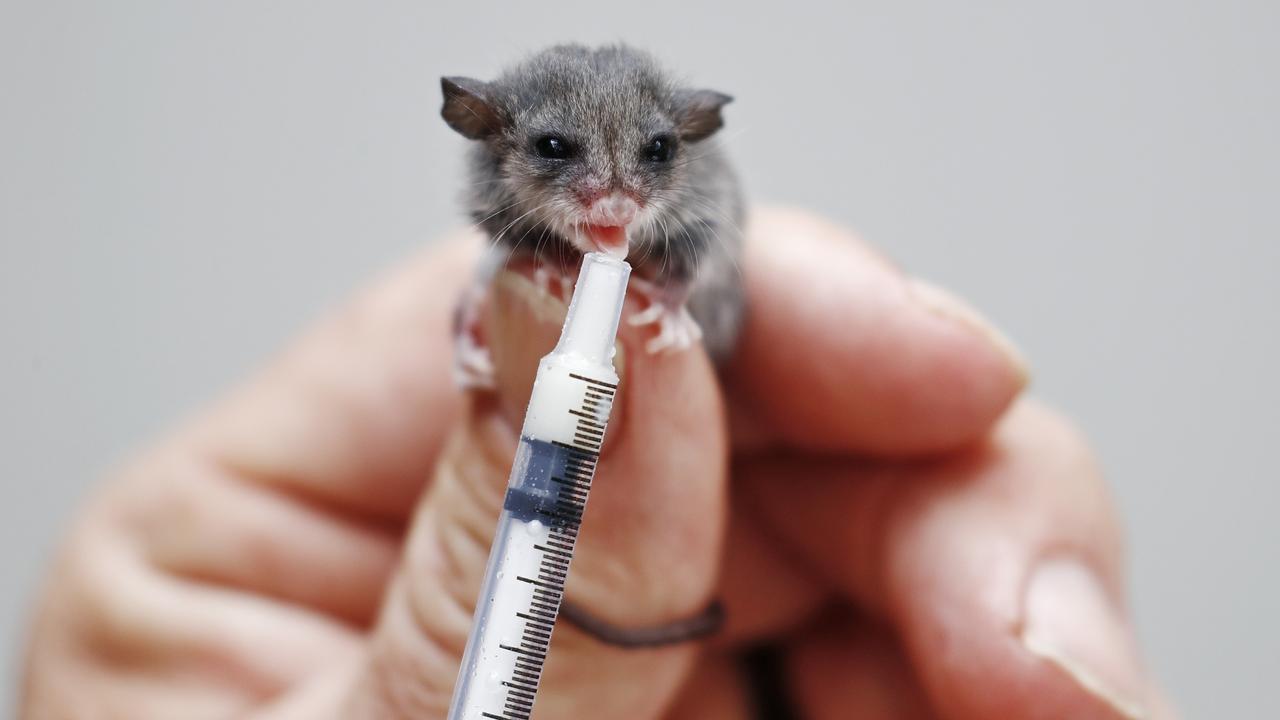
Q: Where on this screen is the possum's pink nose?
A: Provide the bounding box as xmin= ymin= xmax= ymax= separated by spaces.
xmin=586 ymin=193 xmax=639 ymax=227
xmin=578 ymin=193 xmax=638 ymax=257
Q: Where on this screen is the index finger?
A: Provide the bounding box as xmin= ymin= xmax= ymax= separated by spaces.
xmin=727 ymin=207 xmax=1027 ymax=455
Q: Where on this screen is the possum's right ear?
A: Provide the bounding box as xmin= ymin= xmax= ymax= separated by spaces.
xmin=675 ymin=89 xmax=733 ymax=142
xmin=441 ymin=77 xmax=504 ymax=140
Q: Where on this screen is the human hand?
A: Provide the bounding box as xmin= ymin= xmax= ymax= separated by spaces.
xmin=21 ymin=208 xmax=1172 ymax=719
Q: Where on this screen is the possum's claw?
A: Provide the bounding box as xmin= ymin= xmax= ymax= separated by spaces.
xmin=627 ymin=303 xmax=666 ymax=327
xmin=454 ymin=260 xmax=579 ymax=389
xmin=452 ymin=283 xmax=496 ymax=390
xmin=633 ymin=304 xmax=703 ymax=354
xmin=453 ymin=334 xmax=496 ymax=390
xmin=627 ymin=277 xmax=702 ymax=354
xmin=532 ymin=265 xmax=555 ymax=299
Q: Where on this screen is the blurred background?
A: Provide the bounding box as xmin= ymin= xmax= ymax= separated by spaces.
xmin=2 ymin=1 xmax=1276 ymax=716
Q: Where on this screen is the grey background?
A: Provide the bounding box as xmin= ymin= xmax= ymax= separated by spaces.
xmin=2 ymin=1 xmax=1276 ymax=716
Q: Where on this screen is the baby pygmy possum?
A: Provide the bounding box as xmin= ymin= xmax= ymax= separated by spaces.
xmin=439 ymin=43 xmax=737 ymax=647
xmin=441 ymin=43 xmax=745 ymax=373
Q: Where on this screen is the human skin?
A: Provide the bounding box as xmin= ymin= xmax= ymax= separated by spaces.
xmin=20 ymin=208 xmax=1173 ymax=719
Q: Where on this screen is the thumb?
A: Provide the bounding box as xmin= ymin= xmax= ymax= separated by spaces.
xmin=345 ymin=267 xmax=729 ymax=718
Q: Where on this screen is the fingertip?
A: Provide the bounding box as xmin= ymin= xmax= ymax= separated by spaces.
xmin=905 ymin=277 xmax=1028 ymax=386
xmin=890 ymin=531 xmax=1153 ymax=720
xmin=885 ymin=406 xmax=1151 ymax=720
xmin=1018 ymin=557 xmax=1149 ymax=720
xmin=741 ymin=397 xmax=1154 ymax=720
xmin=730 ymin=206 xmax=1026 ymax=455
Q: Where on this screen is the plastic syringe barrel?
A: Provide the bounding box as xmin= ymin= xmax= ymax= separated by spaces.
xmin=447 ymin=253 xmax=630 ymax=720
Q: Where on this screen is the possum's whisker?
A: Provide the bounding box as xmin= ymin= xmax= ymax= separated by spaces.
xmin=682 ymin=223 xmax=707 ymax=286
xmin=683 ymin=196 xmax=745 ymax=277
xmin=532 ymin=223 xmax=552 ymax=266
xmin=491 ymin=201 xmax=555 ymax=272
xmin=472 ymin=198 xmax=525 ymax=229
xmin=656 ymin=213 xmax=675 ymax=287
xmin=629 ymin=212 xmax=659 ymax=268
xmin=462 ymin=176 xmax=511 ymax=189
xmin=510 ymin=221 xmax=555 ymax=281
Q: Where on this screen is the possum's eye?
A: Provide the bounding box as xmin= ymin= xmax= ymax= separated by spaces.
xmin=643 ymin=135 xmax=676 ymax=163
xmin=533 ymin=136 xmax=575 ymax=160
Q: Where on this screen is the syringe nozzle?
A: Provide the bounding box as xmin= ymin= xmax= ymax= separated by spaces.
xmin=555 ymin=253 xmax=632 ymax=364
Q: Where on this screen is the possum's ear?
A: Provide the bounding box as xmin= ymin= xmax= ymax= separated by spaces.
xmin=441 ymin=77 xmax=504 ymax=140
xmin=675 ymin=89 xmax=733 ymax=142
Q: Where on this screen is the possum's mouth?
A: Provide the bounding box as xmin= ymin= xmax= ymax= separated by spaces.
xmin=575 ymin=223 xmax=629 ymax=259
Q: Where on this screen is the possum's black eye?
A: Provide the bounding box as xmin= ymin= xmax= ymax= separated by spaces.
xmin=533 ymin=136 xmax=574 ymax=160
xmin=643 ymin=135 xmax=676 ymax=163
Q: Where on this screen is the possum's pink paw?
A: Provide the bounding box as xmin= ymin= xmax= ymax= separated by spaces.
xmin=628 ymin=303 xmax=702 ymax=354
xmin=627 ymin=277 xmax=701 ymax=354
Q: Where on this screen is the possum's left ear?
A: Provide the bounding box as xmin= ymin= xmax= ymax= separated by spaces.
xmin=675 ymin=89 xmax=733 ymax=142
xmin=441 ymin=76 xmax=505 ymax=140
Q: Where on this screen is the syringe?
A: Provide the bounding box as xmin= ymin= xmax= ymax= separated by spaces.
xmin=447 ymin=252 xmax=631 ymax=720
